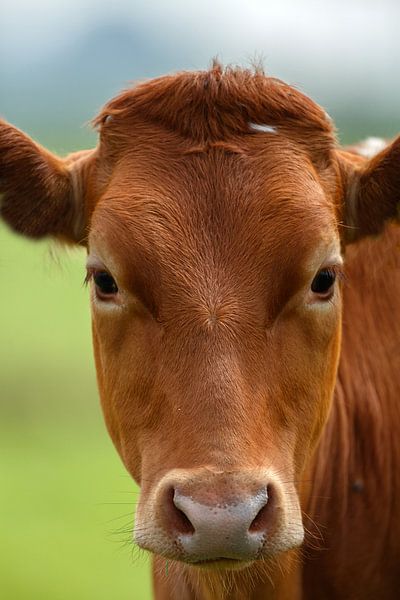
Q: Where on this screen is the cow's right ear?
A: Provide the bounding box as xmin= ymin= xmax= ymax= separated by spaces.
xmin=0 ymin=119 xmax=96 ymax=245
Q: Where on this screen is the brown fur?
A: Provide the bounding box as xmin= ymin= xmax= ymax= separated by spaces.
xmin=304 ymin=223 xmax=400 ymax=599
xmin=1 ymin=65 xmax=400 ymax=599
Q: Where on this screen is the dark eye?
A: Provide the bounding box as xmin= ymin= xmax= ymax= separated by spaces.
xmin=311 ymin=268 xmax=336 ymax=298
xmin=93 ymin=271 xmax=118 ymax=299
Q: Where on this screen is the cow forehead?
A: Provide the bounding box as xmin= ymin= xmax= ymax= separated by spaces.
xmin=89 ymin=145 xmax=338 ymax=322
xmin=91 ymin=142 xmax=336 ymax=262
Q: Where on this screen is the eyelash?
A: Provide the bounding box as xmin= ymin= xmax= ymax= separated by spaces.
xmin=325 ymin=265 xmax=345 ymax=281
xmin=83 ymin=270 xmax=93 ymax=286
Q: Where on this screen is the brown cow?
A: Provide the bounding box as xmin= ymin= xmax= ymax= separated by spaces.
xmin=1 ymin=64 xmax=400 ymax=599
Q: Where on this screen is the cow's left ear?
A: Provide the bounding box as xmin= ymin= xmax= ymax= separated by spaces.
xmin=337 ymin=135 xmax=400 ymax=244
xmin=0 ymin=119 xmax=96 ymax=245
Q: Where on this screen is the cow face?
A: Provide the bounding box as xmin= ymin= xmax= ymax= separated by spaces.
xmin=1 ymin=66 xmax=399 ymax=569
xmin=87 ymin=120 xmax=344 ymax=565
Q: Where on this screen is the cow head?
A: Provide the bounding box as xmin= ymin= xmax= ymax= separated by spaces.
xmin=1 ymin=66 xmax=399 ymax=570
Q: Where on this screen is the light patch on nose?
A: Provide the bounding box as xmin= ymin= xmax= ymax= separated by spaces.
xmin=173 ymin=490 xmax=267 ymax=561
xmin=248 ymin=122 xmax=277 ymax=134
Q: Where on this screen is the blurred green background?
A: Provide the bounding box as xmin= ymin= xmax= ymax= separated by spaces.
xmin=1 ymin=1 xmax=399 ymax=599
xmin=0 ymin=221 xmax=152 ymax=599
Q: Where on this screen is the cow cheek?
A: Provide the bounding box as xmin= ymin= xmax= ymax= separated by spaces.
xmin=297 ymin=316 xmax=342 ymax=465
xmin=90 ymin=312 xmax=162 ymax=481
xmin=273 ymin=305 xmax=342 ymax=471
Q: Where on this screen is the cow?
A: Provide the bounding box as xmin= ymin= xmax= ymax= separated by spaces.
xmin=1 ymin=64 xmax=400 ymax=600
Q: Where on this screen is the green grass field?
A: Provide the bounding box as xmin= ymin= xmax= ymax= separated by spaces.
xmin=0 ymin=225 xmax=152 ymax=599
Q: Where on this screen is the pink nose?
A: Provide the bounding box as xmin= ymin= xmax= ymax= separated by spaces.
xmin=160 ymin=476 xmax=277 ymax=563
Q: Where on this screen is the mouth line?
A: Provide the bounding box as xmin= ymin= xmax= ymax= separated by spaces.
xmin=189 ymin=558 xmax=252 ymax=570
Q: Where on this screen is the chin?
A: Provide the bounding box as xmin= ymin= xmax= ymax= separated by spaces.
xmin=190 ymin=558 xmax=253 ymax=571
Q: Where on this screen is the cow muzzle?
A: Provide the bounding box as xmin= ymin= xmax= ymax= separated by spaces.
xmin=135 ymin=469 xmax=304 ymax=567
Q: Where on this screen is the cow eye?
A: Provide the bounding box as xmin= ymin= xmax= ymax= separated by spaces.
xmin=311 ymin=268 xmax=336 ymax=298
xmin=93 ymin=271 xmax=118 ymax=299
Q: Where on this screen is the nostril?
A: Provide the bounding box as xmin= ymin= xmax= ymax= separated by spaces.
xmin=249 ymin=484 xmax=276 ymax=534
xmin=164 ymin=487 xmax=195 ymax=535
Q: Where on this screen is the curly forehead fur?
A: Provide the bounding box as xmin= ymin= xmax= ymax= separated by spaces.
xmin=94 ymin=62 xmax=335 ymax=151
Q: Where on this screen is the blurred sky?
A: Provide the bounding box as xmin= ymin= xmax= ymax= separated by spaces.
xmin=1 ymin=0 xmax=399 ymax=145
